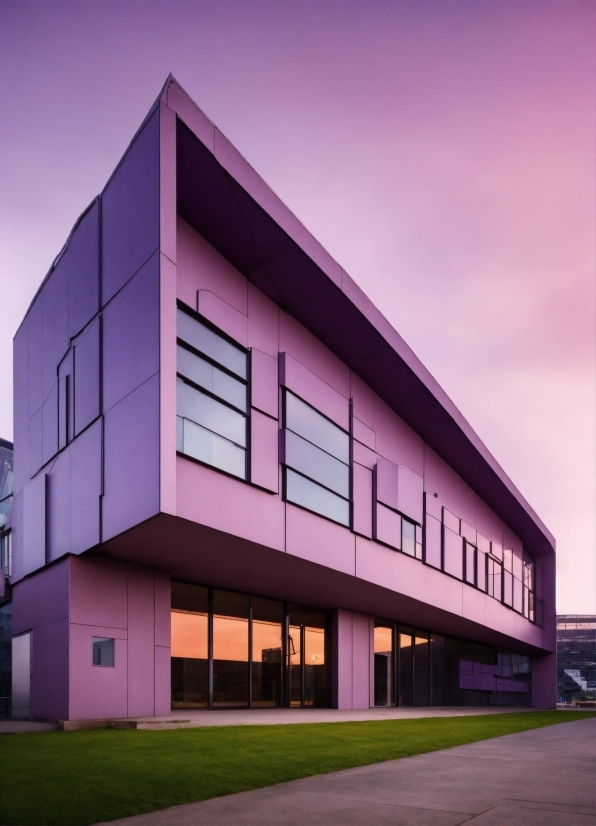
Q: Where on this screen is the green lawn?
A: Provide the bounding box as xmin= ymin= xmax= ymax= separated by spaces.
xmin=2 ymin=711 xmax=593 ymax=825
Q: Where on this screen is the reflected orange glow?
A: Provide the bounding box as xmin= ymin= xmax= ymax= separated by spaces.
xmin=213 ymin=615 xmax=248 ymax=662
xmin=374 ymin=625 xmax=392 ymax=655
xmin=252 ymin=620 xmax=282 ymax=663
xmin=171 ymin=610 xmax=207 ymax=659
xmin=305 ymin=627 xmax=324 ymax=664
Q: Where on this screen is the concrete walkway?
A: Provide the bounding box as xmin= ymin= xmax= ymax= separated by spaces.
xmin=102 ymin=717 xmax=595 ymax=825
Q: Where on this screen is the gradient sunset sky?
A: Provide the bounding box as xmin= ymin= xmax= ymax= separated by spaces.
xmin=1 ymin=1 xmax=594 ymax=612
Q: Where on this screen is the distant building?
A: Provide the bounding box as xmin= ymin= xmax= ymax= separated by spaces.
xmin=557 ymin=615 xmax=596 ymax=704
xmin=0 ymin=437 xmax=13 ymax=717
xmin=9 ymin=77 xmax=556 ymax=722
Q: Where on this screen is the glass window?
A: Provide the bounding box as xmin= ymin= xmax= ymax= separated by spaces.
xmin=374 ymin=622 xmax=393 ymax=706
xmin=176 ymin=306 xmax=249 ymax=480
xmin=503 ymin=570 xmax=513 ymax=607
xmin=171 ymin=583 xmax=209 ymax=708
xmin=415 ymin=525 xmax=423 ymax=560
xmin=289 ymin=605 xmax=329 ymax=708
xmin=285 ymin=392 xmax=349 ymax=463
xmin=443 ymin=528 xmax=463 ymax=580
xmin=476 ymin=550 xmax=487 ymax=592
xmin=285 ymin=469 xmax=350 ymax=527
xmin=402 ymin=519 xmax=416 ymax=557
xmin=430 ymin=634 xmax=446 ymax=705
xmin=252 ymin=598 xmax=283 ymax=708
xmin=177 ymin=308 xmax=247 ymax=379
xmin=285 ymin=430 xmax=349 ymax=498
xmin=465 ymin=542 xmax=476 ymax=586
xmin=92 ymin=637 xmax=114 ymax=667
xmin=398 ymin=627 xmax=413 ymax=706
xmin=212 ymin=590 xmax=249 ymax=707
xmin=413 ymin=632 xmax=430 ymax=706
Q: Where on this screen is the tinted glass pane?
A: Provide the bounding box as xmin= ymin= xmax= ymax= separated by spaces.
xmin=503 ymin=571 xmax=513 ymax=606
xmin=402 ymin=519 xmax=416 ymax=557
xmin=285 ymin=392 xmax=349 ymax=463
xmin=465 ymin=543 xmax=476 ymax=585
xmin=177 ymin=379 xmax=246 ymax=446
xmin=476 ymin=551 xmax=487 ymax=592
xmin=398 ymin=628 xmax=413 ymax=706
xmin=374 ymin=623 xmax=393 ymax=706
xmin=252 ymin=616 xmax=283 ymax=708
xmin=92 ymin=637 xmax=114 ymax=667
xmin=443 ymin=528 xmax=463 ymax=580
xmin=179 ymin=417 xmax=246 ymax=479
xmin=213 ymin=591 xmax=249 ymax=708
xmin=285 ymin=430 xmax=349 ymax=497
xmin=177 ymin=345 xmax=247 ymax=413
xmin=430 ymin=634 xmax=446 ymax=705
xmin=304 ymin=626 xmax=326 ymax=707
xmin=171 ymin=610 xmax=208 ymax=708
xmin=413 ymin=633 xmax=430 ymax=706
xmin=172 ymin=582 xmax=209 ymax=613
xmin=177 ymin=308 xmax=247 ymax=378
xmin=286 ymin=469 xmax=350 ymax=526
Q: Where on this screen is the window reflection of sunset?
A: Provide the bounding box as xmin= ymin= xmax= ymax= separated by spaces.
xmin=305 ymin=627 xmax=324 ymax=664
xmin=252 ymin=620 xmax=282 ymax=663
xmin=213 ymin=615 xmax=249 ymax=662
xmin=171 ymin=610 xmax=207 ymax=659
xmin=374 ymin=625 xmax=392 ymax=655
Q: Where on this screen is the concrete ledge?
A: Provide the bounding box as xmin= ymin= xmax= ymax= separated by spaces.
xmin=59 ymin=719 xmax=192 ymax=731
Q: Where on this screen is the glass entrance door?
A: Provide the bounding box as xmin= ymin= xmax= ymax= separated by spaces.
xmin=287 ymin=605 xmax=328 ymax=707
xmin=374 ymin=621 xmax=394 ymax=706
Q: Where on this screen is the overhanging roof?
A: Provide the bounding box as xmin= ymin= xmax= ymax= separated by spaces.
xmin=167 ymin=77 xmax=554 ymax=560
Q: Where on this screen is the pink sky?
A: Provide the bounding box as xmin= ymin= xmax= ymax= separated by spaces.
xmin=1 ymin=0 xmax=594 ymax=612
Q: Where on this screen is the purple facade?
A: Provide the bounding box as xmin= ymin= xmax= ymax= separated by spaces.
xmin=9 ymin=77 xmax=556 ymax=720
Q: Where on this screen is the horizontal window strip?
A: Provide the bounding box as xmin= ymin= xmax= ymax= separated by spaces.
xmin=177 ymin=307 xmax=247 ymax=380
xmin=286 ymin=469 xmax=350 ymax=527
xmin=285 ymin=391 xmax=349 ymax=464
xmin=284 ymin=430 xmax=349 ymax=498
xmin=177 ymin=344 xmax=247 ymax=413
xmin=177 ymin=416 xmax=246 ymax=479
xmin=177 ymin=379 xmax=247 ymax=447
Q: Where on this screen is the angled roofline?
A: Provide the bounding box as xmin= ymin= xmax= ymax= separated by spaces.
xmin=163 ymin=76 xmax=554 ymax=558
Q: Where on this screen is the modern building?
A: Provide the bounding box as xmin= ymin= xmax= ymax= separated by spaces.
xmin=9 ymin=77 xmax=556 ymax=721
xmin=557 ymin=615 xmax=596 ymax=704
xmin=0 ymin=437 xmax=14 ymax=717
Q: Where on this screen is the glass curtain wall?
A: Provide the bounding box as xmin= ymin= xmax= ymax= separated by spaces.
xmin=172 ymin=583 xmax=330 ymax=709
xmin=374 ymin=621 xmax=393 ymax=706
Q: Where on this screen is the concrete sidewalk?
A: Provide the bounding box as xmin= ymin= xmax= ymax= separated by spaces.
xmin=102 ymin=717 xmax=596 ymax=825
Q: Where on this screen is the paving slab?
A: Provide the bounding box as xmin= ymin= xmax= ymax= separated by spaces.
xmin=100 ymin=717 xmax=596 ymax=826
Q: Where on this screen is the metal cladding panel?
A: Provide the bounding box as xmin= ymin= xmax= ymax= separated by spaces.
xmin=73 ymin=317 xmax=100 ymax=436
xmin=22 ymin=473 xmax=46 ymax=576
xmin=102 ymin=374 xmax=160 ymax=542
xmin=353 ymin=463 xmax=373 ymax=539
xmin=424 ymin=514 xmax=442 ymax=569
xmin=197 ymin=290 xmax=248 ymax=347
xmin=396 ymin=464 xmax=423 ymax=525
xmin=70 ymin=419 xmax=102 ymax=555
xmin=46 ymin=448 xmax=71 ymax=562
xmin=102 ymin=108 xmax=160 ymax=305
xmin=375 ymin=457 xmax=399 ymax=512
xmin=374 ymin=502 xmax=401 ymax=551
xmin=102 ymin=253 xmax=160 ymax=413
xmin=250 ymin=410 xmax=279 ymax=493
xmin=425 ymin=492 xmax=442 ymax=521
xmin=127 ymin=566 xmax=156 ymax=717
xmin=31 ymin=618 xmax=69 ymax=721
xmin=41 ymin=382 xmax=58 ymax=467
xmin=28 ymin=298 xmax=43 ymax=418
xmin=443 ymin=525 xmax=464 ymax=580
xmin=250 ymin=349 xmax=279 ymax=419
xmin=27 ymin=408 xmax=43 ymax=478
xmin=42 ymin=258 xmax=69 ymax=402
xmin=279 ymin=352 xmax=349 ymax=431
xmin=68 ymin=200 xmax=100 ymax=338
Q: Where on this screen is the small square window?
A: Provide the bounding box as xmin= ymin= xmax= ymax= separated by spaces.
xmin=92 ymin=637 xmax=115 ymax=667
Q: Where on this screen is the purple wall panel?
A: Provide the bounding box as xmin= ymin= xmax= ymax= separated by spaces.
xmin=22 ymin=473 xmax=46 ymax=575
xmin=28 ymin=298 xmax=43 ymax=418
xmin=73 ymin=316 xmax=100 ymax=435
xmin=9 ymin=492 xmax=24 ymax=582
xmin=251 ymin=349 xmax=278 ymax=419
xmin=351 ymin=612 xmax=371 ymax=710
xmin=335 ymin=610 xmax=353 ymax=709
xmin=197 ymin=290 xmax=248 ymax=347
xmin=102 ymin=374 xmax=160 ymax=541
xmin=70 ymin=419 xmax=102 ymax=554
xmin=443 ymin=526 xmax=464 ymax=580
xmin=250 ymin=411 xmax=279 ymax=493
xmin=425 ymin=491 xmax=442 ymax=521
xmin=103 ymin=253 xmax=160 ymax=413
xmin=42 ymin=260 xmax=69 ymax=401
xmin=286 ymin=504 xmax=356 ymax=575
xmin=460 ymin=519 xmax=477 ymax=544
xmin=154 ymin=570 xmax=172 ymax=649
xmin=31 ymin=618 xmax=69 ymax=721
xmin=46 ymin=449 xmax=71 ymax=562
xmin=102 ymin=109 xmax=160 ymax=305
xmin=396 ymin=464 xmax=423 ymax=525
xmin=375 ymin=457 xmax=399 ymax=511
xmin=28 ymin=408 xmax=42 ymax=476
xmin=374 ymin=502 xmax=401 ymax=550
xmin=352 ymin=417 xmax=375 ymax=450
xmin=353 ymin=440 xmax=377 ymax=470
xmin=443 ymin=508 xmax=460 ymax=534
xmin=424 ymin=514 xmax=442 ymax=569
xmin=68 ymin=200 xmax=100 ymax=337
xmin=247 ymin=283 xmax=279 ymax=356
xmin=477 ymin=533 xmax=490 ymax=555
xmin=154 ymin=646 xmax=171 ymax=716
xmin=279 ymin=352 xmax=349 ymax=430
xmin=11 ymin=557 xmax=69 ymax=635
xmin=13 ymin=323 xmax=29 ymax=494
xmin=70 ymin=556 xmax=128 ymax=629
xmin=69 ymin=623 xmax=128 ymax=721
xmin=127 ymin=565 xmax=156 ymax=717
xmin=42 ymin=382 xmax=58 ymax=466
xmin=352 ymin=463 xmax=373 ymax=539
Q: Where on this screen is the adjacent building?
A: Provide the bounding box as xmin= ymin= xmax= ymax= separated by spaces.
xmin=557 ymin=615 xmax=596 ymax=704
xmin=9 ymin=77 xmax=556 ymax=721
xmin=0 ymin=437 xmax=14 ymax=717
